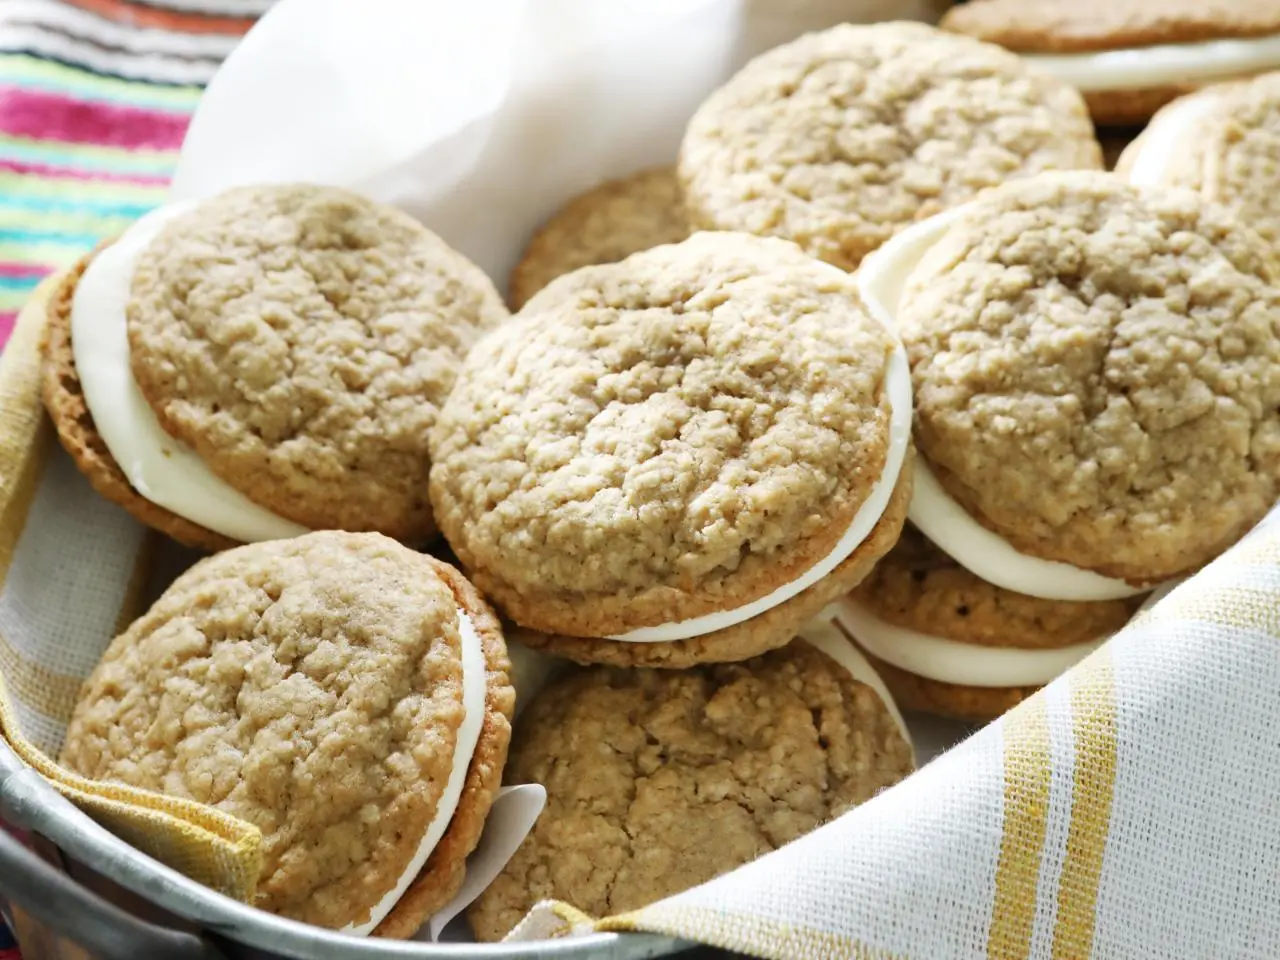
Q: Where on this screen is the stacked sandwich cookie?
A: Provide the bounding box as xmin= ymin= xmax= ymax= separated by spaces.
xmin=833 ymin=170 xmax=1280 ymax=718
xmin=41 ymin=183 xmax=508 ymax=551
xmin=430 ymin=230 xmax=914 ymax=669
xmin=59 ymin=532 xmax=515 ymax=938
xmin=942 ymin=0 xmax=1280 ymax=126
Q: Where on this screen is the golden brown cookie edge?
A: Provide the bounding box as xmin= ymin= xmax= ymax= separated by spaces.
xmin=516 ymin=450 xmax=913 ymax=668
xmin=373 ymin=556 xmax=515 ymax=938
xmin=39 ymin=249 xmax=236 ymax=554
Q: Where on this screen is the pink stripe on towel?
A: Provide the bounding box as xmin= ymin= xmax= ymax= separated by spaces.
xmin=0 ymin=86 xmax=188 ymax=150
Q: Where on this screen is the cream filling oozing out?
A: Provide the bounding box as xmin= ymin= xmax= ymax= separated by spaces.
xmin=71 ymin=200 xmax=309 ymax=543
xmin=1025 ymin=33 xmax=1280 ymax=92
xmin=799 ymin=615 xmax=911 ymax=746
xmin=342 ymin=610 xmax=486 ymax=937
xmin=1122 ymin=90 xmax=1227 ymax=187
xmin=830 ymin=599 xmax=1105 ymax=689
xmin=854 ymin=208 xmax=1149 ymax=603
xmin=610 ymin=331 xmax=914 ymax=644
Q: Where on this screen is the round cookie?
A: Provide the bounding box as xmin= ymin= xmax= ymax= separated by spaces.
xmin=895 ymin=170 xmax=1280 ymax=586
xmin=941 ymin=0 xmax=1280 ymax=126
xmin=59 ymin=531 xmax=514 ymax=938
xmin=832 ymin=525 xmax=1142 ymax=723
xmin=1117 ymin=73 xmax=1280 ymax=246
xmin=508 ymin=166 xmax=689 ymax=310
xmin=429 ymin=231 xmax=913 ymax=668
xmin=678 ymin=21 xmax=1101 ymax=272
xmin=467 ymin=632 xmax=914 ymax=941
xmin=48 ymin=181 xmax=509 ymax=547
xmin=41 ymin=251 xmax=233 ymax=553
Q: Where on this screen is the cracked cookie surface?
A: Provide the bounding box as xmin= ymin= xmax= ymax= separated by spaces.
xmin=508 ymin=166 xmax=689 ymax=310
xmin=59 ymin=531 xmax=514 ymax=936
xmin=127 ymin=184 xmax=509 ymax=542
xmin=900 ymin=170 xmax=1280 ymax=583
xmin=467 ymin=639 xmax=914 ymax=940
xmin=678 ymin=22 xmax=1101 ymax=272
xmin=430 ymin=231 xmax=900 ymax=639
xmin=854 ymin=525 xmax=1142 ymax=649
xmin=1118 ymin=76 xmax=1280 ymax=247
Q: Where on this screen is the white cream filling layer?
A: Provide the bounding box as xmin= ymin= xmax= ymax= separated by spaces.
xmin=71 ymin=200 xmax=308 ymax=543
xmin=1123 ymin=90 xmax=1226 ymax=187
xmin=799 ymin=616 xmax=910 ymax=746
xmin=831 ymin=599 xmax=1104 ymax=688
xmin=855 ymin=210 xmax=1148 ymax=603
xmin=1025 ymin=34 xmax=1280 ymax=93
xmin=608 ymin=339 xmax=913 ymax=643
xmin=343 ymin=610 xmax=486 ymax=937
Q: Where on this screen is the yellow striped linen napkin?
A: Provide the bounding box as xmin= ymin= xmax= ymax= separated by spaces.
xmin=507 ymin=522 xmax=1280 ymax=958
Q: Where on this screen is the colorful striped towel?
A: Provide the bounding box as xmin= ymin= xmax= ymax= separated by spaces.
xmin=0 ymin=0 xmax=265 ymax=356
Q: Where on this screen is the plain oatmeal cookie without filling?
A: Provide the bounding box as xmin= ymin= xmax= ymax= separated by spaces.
xmin=467 ymin=639 xmax=914 ymax=941
xmin=508 ymin=166 xmax=689 ymax=310
xmin=429 ymin=231 xmax=909 ymax=658
xmin=59 ymin=531 xmax=514 ymax=938
xmin=900 ymin=170 xmax=1280 ymax=584
xmin=126 ymin=183 xmax=509 ymax=543
xmin=678 ymin=21 xmax=1102 ymax=272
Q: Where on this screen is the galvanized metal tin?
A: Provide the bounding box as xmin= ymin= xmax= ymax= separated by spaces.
xmin=0 ymin=739 xmax=696 ymax=960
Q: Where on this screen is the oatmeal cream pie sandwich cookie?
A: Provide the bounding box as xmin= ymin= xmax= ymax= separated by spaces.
xmin=830 ymin=526 xmax=1143 ymax=723
xmin=853 ymin=169 xmax=1280 ymax=609
xmin=467 ymin=621 xmax=913 ymax=942
xmin=508 ymin=166 xmax=689 ymax=310
xmin=678 ymin=21 xmax=1101 ymax=273
xmin=1116 ymin=72 xmax=1280 ymax=246
xmin=942 ymin=0 xmax=1280 ymax=127
xmin=59 ymin=531 xmax=514 ymax=939
xmin=41 ymin=183 xmax=508 ymax=552
xmin=429 ymin=231 xmax=913 ymax=669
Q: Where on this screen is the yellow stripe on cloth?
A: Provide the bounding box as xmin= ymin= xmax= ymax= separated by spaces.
xmin=0 ymin=273 xmax=261 ymax=902
xmin=987 ymin=695 xmax=1052 ymax=960
xmin=1052 ymin=651 xmax=1118 ymax=959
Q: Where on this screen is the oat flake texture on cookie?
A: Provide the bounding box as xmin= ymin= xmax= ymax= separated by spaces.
xmin=900 ymin=171 xmax=1280 ymax=584
xmin=58 ymin=531 xmax=514 ymax=938
xmin=466 ymin=638 xmax=914 ymax=942
xmin=125 ymin=183 xmax=508 ymax=543
xmin=429 ymin=231 xmax=912 ymax=667
xmin=678 ymin=21 xmax=1102 ymax=272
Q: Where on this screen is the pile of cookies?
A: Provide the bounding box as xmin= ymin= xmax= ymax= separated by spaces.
xmin=37 ymin=11 xmax=1280 ymax=944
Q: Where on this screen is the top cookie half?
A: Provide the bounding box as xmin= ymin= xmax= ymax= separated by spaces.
xmin=124 ymin=184 xmax=508 ymax=542
xmin=1116 ymin=73 xmax=1280 ymax=247
xmin=898 ymin=171 xmax=1280 ymax=583
xmin=678 ymin=21 xmax=1101 ymax=272
xmin=430 ymin=231 xmax=903 ymax=640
